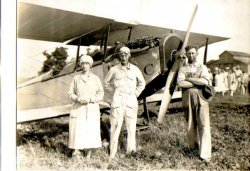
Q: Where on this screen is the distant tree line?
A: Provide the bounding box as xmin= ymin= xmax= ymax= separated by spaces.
xmin=38 ymin=47 xmax=68 ymax=75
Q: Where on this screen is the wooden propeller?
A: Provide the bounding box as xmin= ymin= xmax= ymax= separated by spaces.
xmin=157 ymin=4 xmax=198 ymax=124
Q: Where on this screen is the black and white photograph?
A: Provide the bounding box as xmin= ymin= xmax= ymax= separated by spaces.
xmin=2 ymin=0 xmax=250 ymax=170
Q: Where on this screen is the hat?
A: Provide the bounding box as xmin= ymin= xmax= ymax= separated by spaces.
xmin=120 ymin=46 xmax=130 ymax=53
xmin=80 ymin=55 xmax=93 ymax=66
xmin=198 ymin=85 xmax=216 ymax=102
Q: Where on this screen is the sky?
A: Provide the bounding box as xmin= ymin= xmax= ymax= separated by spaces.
xmin=17 ymin=0 xmax=250 ymax=77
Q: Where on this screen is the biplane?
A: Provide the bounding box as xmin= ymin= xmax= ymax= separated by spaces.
xmin=17 ymin=2 xmax=228 ymax=124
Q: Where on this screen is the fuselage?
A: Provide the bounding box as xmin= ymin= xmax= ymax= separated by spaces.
xmin=17 ymin=34 xmax=183 ymax=123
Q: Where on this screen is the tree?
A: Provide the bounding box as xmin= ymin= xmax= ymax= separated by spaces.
xmin=38 ymin=47 xmax=68 ymax=75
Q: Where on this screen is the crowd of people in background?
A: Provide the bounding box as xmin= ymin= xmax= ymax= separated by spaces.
xmin=209 ymin=65 xmax=249 ymax=96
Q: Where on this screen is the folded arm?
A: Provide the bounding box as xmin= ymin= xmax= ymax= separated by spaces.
xmin=178 ymin=80 xmax=194 ymax=89
xmin=186 ymin=77 xmax=209 ymax=86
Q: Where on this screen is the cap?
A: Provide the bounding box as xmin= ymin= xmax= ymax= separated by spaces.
xmin=198 ymin=85 xmax=216 ymax=102
xmin=119 ymin=46 xmax=130 ymax=53
xmin=80 ymin=55 xmax=93 ymax=66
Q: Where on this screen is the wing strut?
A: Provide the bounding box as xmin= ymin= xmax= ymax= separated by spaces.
xmin=127 ymin=26 xmax=133 ymax=41
xmin=143 ymin=98 xmax=150 ymax=123
xmin=203 ymin=38 xmax=209 ymax=64
xmin=103 ymin=24 xmax=110 ymax=61
xmin=74 ymin=37 xmax=82 ymax=71
xmin=157 ymin=4 xmax=198 ymax=124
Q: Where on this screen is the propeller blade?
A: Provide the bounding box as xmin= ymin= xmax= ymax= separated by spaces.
xmin=180 ymin=4 xmax=198 ymax=53
xmin=157 ymin=58 xmax=180 ymax=124
xmin=157 ymin=4 xmax=198 ymax=124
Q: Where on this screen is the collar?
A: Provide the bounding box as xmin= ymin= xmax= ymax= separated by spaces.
xmin=80 ymin=71 xmax=91 ymax=82
xmin=187 ymin=61 xmax=199 ymax=67
xmin=119 ymin=63 xmax=131 ymax=70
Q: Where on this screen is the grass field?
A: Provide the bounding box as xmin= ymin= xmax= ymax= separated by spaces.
xmin=17 ymin=93 xmax=250 ymax=170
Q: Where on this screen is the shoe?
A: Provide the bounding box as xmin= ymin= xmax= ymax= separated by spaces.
xmin=200 ymin=157 xmax=211 ymax=163
xmin=106 ymin=159 xmax=116 ymax=170
xmin=86 ymin=150 xmax=91 ymax=160
xmin=126 ymin=151 xmax=137 ymax=158
xmin=72 ymin=150 xmax=82 ymax=159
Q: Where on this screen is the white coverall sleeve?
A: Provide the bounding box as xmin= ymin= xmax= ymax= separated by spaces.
xmin=103 ymin=68 xmax=115 ymax=94
xmin=135 ymin=68 xmax=146 ymax=97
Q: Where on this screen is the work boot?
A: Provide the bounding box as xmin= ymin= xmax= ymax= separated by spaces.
xmin=72 ymin=150 xmax=82 ymax=160
xmin=86 ymin=150 xmax=92 ymax=160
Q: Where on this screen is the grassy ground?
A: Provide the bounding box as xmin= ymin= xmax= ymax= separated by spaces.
xmin=17 ymin=93 xmax=250 ymax=170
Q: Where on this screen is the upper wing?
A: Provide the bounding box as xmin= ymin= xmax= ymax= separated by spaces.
xmin=18 ymin=2 xmax=134 ymax=43
xmin=18 ymin=2 xmax=228 ymax=47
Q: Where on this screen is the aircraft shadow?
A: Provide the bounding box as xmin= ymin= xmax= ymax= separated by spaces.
xmin=17 ymin=120 xmax=110 ymax=157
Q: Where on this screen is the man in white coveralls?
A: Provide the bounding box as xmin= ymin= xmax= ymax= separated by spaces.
xmin=104 ymin=46 xmax=145 ymax=158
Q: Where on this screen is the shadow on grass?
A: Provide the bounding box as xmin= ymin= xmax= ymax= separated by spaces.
xmin=17 ymin=119 xmax=112 ymax=158
xmin=17 ymin=121 xmax=73 ymax=157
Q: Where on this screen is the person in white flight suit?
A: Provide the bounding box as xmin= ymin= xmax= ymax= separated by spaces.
xmin=104 ymin=46 xmax=145 ymax=159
